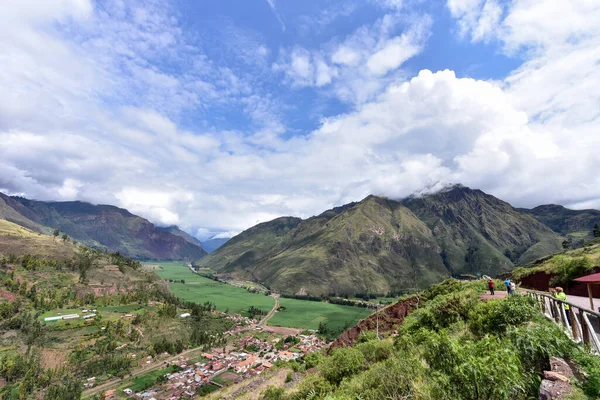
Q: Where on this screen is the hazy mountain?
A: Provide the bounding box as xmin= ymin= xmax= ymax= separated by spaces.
xmin=0 ymin=192 xmax=206 ymax=260
xmin=197 ymin=186 xmax=566 ymax=295
xmin=201 ymin=237 xmax=230 ymax=253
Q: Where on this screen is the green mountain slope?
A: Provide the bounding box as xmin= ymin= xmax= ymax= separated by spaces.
xmin=402 ymin=186 xmax=563 ymax=273
xmin=199 ymin=196 xmax=451 ymax=295
xmin=520 ymin=204 xmax=600 ymax=240
xmin=0 ymin=192 xmax=206 ymax=261
xmin=198 ymin=186 xmax=566 ymax=295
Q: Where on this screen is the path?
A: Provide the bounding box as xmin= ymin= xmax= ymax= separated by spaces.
xmin=258 ymin=294 xmax=279 ymax=327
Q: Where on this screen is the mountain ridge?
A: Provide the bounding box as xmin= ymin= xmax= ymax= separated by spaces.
xmin=0 ymin=192 xmax=206 ymax=260
xmin=197 ymin=186 xmax=578 ymax=295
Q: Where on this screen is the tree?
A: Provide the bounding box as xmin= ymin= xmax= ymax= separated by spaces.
xmin=61 ymin=234 xmax=68 ymax=243
xmin=52 ymin=229 xmax=60 ymax=240
xmin=562 ymin=240 xmax=571 ymax=250
xmin=593 ymin=223 xmax=600 ymax=238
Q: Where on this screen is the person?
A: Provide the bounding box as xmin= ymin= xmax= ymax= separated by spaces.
xmin=510 ymin=281 xmax=516 ymax=295
xmin=487 ymin=279 xmax=495 ymax=295
xmin=504 ymin=278 xmax=512 ymax=294
xmin=553 ymin=287 xmax=571 ymax=326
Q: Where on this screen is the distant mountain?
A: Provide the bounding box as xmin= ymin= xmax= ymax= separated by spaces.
xmin=201 ymin=237 xmax=230 ymax=253
xmin=0 ymin=192 xmax=206 ymax=260
xmin=520 ymin=204 xmax=600 ymax=239
xmin=197 ymin=186 xmax=566 ymax=296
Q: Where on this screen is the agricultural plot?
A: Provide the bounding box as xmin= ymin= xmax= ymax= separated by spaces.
xmin=148 ymin=261 xmax=274 ymax=315
xmin=149 ymin=261 xmax=373 ymax=332
xmin=269 ymin=298 xmax=372 ymax=333
xmin=117 ymin=365 xmax=178 ymax=395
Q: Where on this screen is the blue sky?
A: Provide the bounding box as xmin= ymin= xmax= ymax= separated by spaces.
xmin=1 ymin=0 xmax=599 ymax=239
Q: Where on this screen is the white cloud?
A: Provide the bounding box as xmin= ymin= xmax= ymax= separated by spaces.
xmin=274 ymin=13 xmax=431 ymax=103
xmin=2 ymin=0 xmax=600 ymax=240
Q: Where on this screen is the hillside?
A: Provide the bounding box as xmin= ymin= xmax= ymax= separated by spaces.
xmin=198 ymin=186 xmax=565 ymax=296
xmin=520 ymin=204 xmax=600 ymax=241
xmin=0 ymin=192 xmax=206 ymax=260
xmin=402 ymin=186 xmax=563 ymax=270
xmin=0 ymin=219 xmax=77 ymax=261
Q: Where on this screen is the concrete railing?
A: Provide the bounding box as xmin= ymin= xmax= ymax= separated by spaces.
xmin=523 ymin=289 xmax=600 ymax=353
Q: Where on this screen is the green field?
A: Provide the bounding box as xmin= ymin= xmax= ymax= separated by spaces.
xmin=269 ymin=298 xmax=372 ymax=332
xmin=117 ymin=365 xmax=177 ymax=395
xmin=150 ymin=261 xmax=373 ymax=331
xmin=149 ymin=261 xmax=274 ymax=314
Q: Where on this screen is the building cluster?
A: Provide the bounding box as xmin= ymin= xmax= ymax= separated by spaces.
xmin=103 ymin=333 xmax=328 ymax=399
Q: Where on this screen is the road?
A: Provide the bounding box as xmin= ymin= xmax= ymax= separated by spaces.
xmin=259 ymin=294 xmax=279 ymax=326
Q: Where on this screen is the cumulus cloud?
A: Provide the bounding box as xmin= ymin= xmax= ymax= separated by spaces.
xmin=1 ymin=0 xmax=600 ymax=240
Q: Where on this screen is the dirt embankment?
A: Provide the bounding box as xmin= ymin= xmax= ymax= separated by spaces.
xmin=329 ymin=296 xmax=420 ymax=351
xmin=518 ymin=267 xmax=600 ymax=297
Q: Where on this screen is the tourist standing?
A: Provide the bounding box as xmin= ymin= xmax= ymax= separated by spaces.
xmin=553 ymin=287 xmax=571 ymax=326
xmin=487 ymin=279 xmax=495 ymax=295
xmin=504 ymin=278 xmax=512 ymax=294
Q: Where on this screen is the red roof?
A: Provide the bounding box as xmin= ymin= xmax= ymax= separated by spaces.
xmin=574 ymin=272 xmax=600 ymax=283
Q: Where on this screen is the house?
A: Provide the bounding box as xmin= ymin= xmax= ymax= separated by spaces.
xmin=123 ymin=388 xmax=133 ymax=395
xmin=278 ymin=351 xmax=294 ymax=361
xmin=234 ymin=356 xmax=258 ymax=373
xmin=180 ymin=313 xmax=191 ymax=318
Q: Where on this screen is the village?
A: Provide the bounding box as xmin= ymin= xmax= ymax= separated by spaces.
xmin=98 ymin=313 xmax=329 ymax=399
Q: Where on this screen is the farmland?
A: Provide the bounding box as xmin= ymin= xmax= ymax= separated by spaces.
xmin=269 ymin=297 xmax=372 ymax=333
xmin=150 ymin=261 xmax=274 ymax=315
xmin=149 ymin=262 xmax=374 ymax=332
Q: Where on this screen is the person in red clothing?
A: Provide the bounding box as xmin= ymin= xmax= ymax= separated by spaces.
xmin=487 ymin=279 xmax=495 ymax=295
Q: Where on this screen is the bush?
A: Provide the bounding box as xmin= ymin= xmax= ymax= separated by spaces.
xmin=303 ymin=351 xmax=324 ymax=369
xmin=337 ymin=352 xmax=430 ymax=400
xmin=321 ymin=347 xmax=366 ymax=385
xmin=400 ymin=293 xmax=476 ymax=334
xmin=468 ymin=294 xmax=538 ymax=337
xmin=263 ymin=385 xmax=286 ymax=400
xmin=290 ymin=374 xmax=334 ymax=400
xmin=356 ymin=339 xmax=393 ymax=364
xmin=424 ymin=333 xmax=525 ymax=400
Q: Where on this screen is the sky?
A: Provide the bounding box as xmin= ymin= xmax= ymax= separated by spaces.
xmin=0 ymin=0 xmax=599 ymax=240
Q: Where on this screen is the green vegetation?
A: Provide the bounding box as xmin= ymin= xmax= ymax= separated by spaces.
xmin=512 ymin=242 xmax=600 ymax=285
xmin=269 ymin=297 xmax=371 ymax=334
xmin=198 ymin=186 xmax=565 ymax=295
xmin=269 ymin=280 xmax=599 ymax=399
xmin=117 ymin=365 xmax=178 ymax=394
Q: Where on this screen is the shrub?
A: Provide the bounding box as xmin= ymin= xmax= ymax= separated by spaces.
xmin=356 ymin=339 xmax=393 ymax=364
xmin=290 ymin=374 xmax=334 ymax=400
xmin=303 ymin=351 xmax=324 ymax=369
xmin=263 ymin=386 xmax=286 ymax=400
xmin=337 ymin=352 xmax=430 ymax=400
xmin=425 ymin=333 xmax=525 ymax=400
xmin=321 ymin=347 xmax=366 ymax=385
xmin=400 ymin=293 xmax=476 ymax=334
xmin=468 ymin=294 xmax=538 ymax=337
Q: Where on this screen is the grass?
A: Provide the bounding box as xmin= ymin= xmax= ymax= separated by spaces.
xmin=117 ymin=365 xmax=177 ymax=394
xmin=269 ymin=298 xmax=372 ymax=332
xmin=149 ymin=261 xmax=274 ymax=314
xmin=150 ymin=261 xmax=373 ymax=332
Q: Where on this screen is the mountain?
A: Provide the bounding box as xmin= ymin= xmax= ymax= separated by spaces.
xmin=201 ymin=237 xmax=230 ymax=253
xmin=401 ymin=186 xmax=563 ymax=270
xmin=197 ymin=186 xmax=565 ymax=296
xmin=157 ymin=225 xmax=204 ymax=247
xmin=0 ymin=192 xmax=206 ymax=260
xmin=520 ymin=204 xmax=600 ymax=239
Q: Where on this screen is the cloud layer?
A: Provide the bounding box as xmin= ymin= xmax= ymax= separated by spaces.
xmin=1 ymin=0 xmax=599 ymax=238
